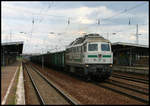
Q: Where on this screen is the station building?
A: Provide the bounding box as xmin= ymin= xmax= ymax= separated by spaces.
xmin=1 ymin=41 xmax=24 ymax=66
xmin=111 ymin=42 xmax=149 ymax=67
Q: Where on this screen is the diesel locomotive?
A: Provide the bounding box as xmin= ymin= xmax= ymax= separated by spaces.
xmin=30 ymin=33 xmax=113 ymax=81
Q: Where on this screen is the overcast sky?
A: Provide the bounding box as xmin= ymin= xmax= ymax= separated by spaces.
xmin=2 ymin=1 xmax=149 ymax=54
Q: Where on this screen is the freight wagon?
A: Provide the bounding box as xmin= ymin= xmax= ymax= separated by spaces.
xmin=31 ymin=51 xmax=65 ymax=69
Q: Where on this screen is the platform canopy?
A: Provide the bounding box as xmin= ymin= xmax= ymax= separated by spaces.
xmin=112 ymin=42 xmax=148 ymax=48
xmin=111 ymin=42 xmax=149 ymax=66
xmin=112 ymin=42 xmax=149 ymax=52
xmin=1 ymin=41 xmax=24 ymax=55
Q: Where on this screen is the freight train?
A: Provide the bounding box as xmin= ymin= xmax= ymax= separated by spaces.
xmin=30 ymin=33 xmax=113 ymax=81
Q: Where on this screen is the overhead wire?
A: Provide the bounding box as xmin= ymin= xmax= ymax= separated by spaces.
xmin=98 ymin=3 xmax=147 ymax=27
xmin=29 ymin=3 xmax=51 ymax=53
xmin=75 ymin=3 xmax=147 ymax=36
xmin=94 ymin=2 xmax=147 ymax=37
xmin=102 ymin=2 xmax=147 ymax=21
xmin=77 ymin=2 xmax=148 ymax=33
xmin=4 ymin=2 xmax=147 ymax=26
xmin=3 ymin=2 xmax=148 ymax=40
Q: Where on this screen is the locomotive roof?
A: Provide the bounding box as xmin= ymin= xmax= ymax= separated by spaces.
xmin=69 ymin=33 xmax=110 ymax=46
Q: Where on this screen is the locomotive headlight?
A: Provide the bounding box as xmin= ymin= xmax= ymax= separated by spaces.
xmin=109 ymin=64 xmax=112 ymax=67
xmin=86 ymin=65 xmax=89 ymax=67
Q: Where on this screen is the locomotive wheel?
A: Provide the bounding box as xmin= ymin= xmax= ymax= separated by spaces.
xmin=85 ymin=74 xmax=91 ymax=82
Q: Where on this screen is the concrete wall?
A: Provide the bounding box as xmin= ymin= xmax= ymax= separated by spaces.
xmin=112 ymin=66 xmax=149 ymax=75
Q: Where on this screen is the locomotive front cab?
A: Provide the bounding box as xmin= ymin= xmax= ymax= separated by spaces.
xmin=83 ymin=41 xmax=113 ymax=80
xmin=84 ymin=42 xmax=113 ymax=64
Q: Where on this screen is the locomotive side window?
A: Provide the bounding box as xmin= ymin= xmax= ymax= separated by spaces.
xmin=79 ymin=46 xmax=81 ymax=52
xmin=66 ymin=49 xmax=69 ymax=53
xmin=77 ymin=46 xmax=79 ymax=52
xmin=68 ymin=48 xmax=71 ymax=53
xmin=101 ymin=44 xmax=110 ymax=51
xmin=84 ymin=43 xmax=87 ymax=52
xmin=75 ymin=47 xmax=77 ymax=52
xmin=88 ymin=44 xmax=98 ymax=51
xmin=71 ymin=48 xmax=73 ymax=52
xmin=73 ymin=47 xmax=76 ymax=52
xmin=81 ymin=46 xmax=83 ymax=52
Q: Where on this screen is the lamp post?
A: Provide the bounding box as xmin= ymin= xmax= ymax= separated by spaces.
xmin=41 ymin=48 xmax=44 ymax=70
xmin=48 ymin=32 xmax=56 ymax=52
xmin=129 ymin=24 xmax=141 ymax=44
xmin=135 ymin=24 xmax=142 ymax=44
xmin=134 ymin=33 xmax=142 ymax=44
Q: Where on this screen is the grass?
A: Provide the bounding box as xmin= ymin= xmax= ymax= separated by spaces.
xmin=7 ymin=66 xmax=20 ymax=105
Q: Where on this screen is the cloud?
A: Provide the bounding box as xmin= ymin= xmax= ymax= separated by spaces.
xmin=76 ymin=17 xmax=94 ymax=24
xmin=2 ymin=3 xmax=115 ymax=25
xmin=129 ymin=35 xmax=136 ymax=40
xmin=2 ymin=2 xmax=149 ymax=53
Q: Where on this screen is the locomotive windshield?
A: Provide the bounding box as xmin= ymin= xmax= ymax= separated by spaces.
xmin=101 ymin=44 xmax=110 ymax=51
xmin=88 ymin=44 xmax=98 ymax=51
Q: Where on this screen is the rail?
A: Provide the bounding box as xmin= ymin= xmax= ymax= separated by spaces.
xmin=111 ymin=74 xmax=149 ymax=84
xmin=92 ymin=81 xmax=149 ymax=104
xmin=24 ymin=63 xmax=45 ymax=105
xmin=29 ymin=63 xmax=78 ymax=105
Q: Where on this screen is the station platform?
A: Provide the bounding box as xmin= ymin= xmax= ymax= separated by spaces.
xmin=112 ymin=65 xmax=149 ymax=75
xmin=1 ymin=60 xmax=25 ymax=105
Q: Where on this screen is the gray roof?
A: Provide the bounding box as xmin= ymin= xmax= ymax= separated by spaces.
xmin=69 ymin=33 xmax=110 ymax=46
xmin=112 ymin=42 xmax=149 ymax=48
xmin=1 ymin=41 xmax=24 ymax=46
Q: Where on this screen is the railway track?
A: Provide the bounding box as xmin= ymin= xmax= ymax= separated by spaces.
xmin=96 ymin=72 xmax=149 ymax=104
xmin=105 ymin=80 xmax=149 ymax=95
xmin=111 ymin=73 xmax=149 ymax=84
xmin=91 ymin=71 xmax=149 ymax=104
xmin=92 ymin=81 xmax=149 ymax=104
xmin=23 ymin=63 xmax=78 ymax=105
xmin=89 ymin=70 xmax=149 ymax=104
xmin=109 ymin=79 xmax=149 ymax=92
xmin=112 ymin=71 xmax=149 ymax=81
xmin=24 ymin=64 xmax=45 ymax=104
xmin=26 ymin=61 xmax=149 ymax=104
xmin=28 ymin=61 xmax=149 ymax=104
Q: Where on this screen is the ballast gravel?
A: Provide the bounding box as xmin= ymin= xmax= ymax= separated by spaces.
xmin=31 ymin=63 xmax=145 ymax=105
